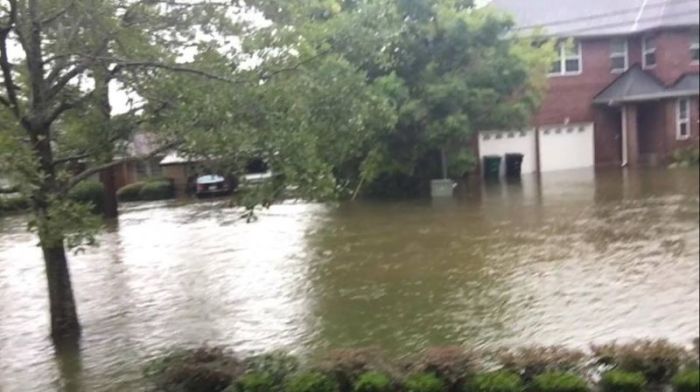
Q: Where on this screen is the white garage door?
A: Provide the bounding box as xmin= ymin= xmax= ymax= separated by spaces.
xmin=478 ymin=129 xmax=537 ymax=175
xmin=538 ymin=123 xmax=595 ymax=172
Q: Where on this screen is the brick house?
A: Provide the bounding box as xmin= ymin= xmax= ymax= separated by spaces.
xmin=110 ymin=132 xmax=166 ymax=190
xmin=479 ymin=0 xmax=699 ymax=173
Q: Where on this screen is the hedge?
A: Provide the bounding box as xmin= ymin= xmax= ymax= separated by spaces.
xmin=139 ymin=180 xmax=174 ymax=201
xmin=0 ymin=193 xmax=28 ymax=213
xmin=145 ymin=340 xmax=699 ymax=392
xmin=116 ymin=181 xmax=146 ymax=202
xmin=68 ymin=180 xmax=104 ymax=213
xmin=116 ymin=179 xmax=175 ymax=203
xmin=1 ymin=180 xmax=104 ymax=214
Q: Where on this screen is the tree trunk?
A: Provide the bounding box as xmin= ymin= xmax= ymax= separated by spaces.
xmin=29 ymin=120 xmax=82 ymax=343
xmin=99 ymin=168 xmax=119 ymax=218
xmin=93 ymin=65 xmax=119 ymax=218
xmin=41 ymin=240 xmax=81 ymax=342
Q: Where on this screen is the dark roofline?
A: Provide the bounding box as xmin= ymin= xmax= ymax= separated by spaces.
xmin=593 ymin=64 xmax=665 ymax=100
xmin=670 ymin=72 xmax=700 ymax=88
xmin=540 ymin=23 xmax=700 ymax=40
xmin=592 ymin=65 xmax=700 ymax=105
xmin=595 ymin=90 xmax=698 ymax=105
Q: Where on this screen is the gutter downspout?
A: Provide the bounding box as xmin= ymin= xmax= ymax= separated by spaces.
xmin=621 ymin=105 xmax=629 ymax=167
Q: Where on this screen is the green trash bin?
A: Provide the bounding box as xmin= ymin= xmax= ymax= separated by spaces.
xmin=483 ymin=155 xmax=502 ymax=180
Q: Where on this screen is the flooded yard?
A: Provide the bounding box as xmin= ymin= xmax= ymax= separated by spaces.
xmin=0 ymin=168 xmax=698 ymax=391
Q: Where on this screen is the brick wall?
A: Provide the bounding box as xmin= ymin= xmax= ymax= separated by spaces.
xmin=664 ymin=97 xmax=700 ymax=155
xmin=534 ymin=38 xmax=619 ymax=125
xmin=531 ymin=28 xmax=699 ymax=166
xmin=649 ymin=29 xmax=700 ymax=85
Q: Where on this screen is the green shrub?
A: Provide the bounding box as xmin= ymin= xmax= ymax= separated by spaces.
xmin=139 ymin=180 xmax=174 ymax=201
xmin=599 ymin=370 xmax=645 ymax=392
xmin=68 ymin=180 xmax=104 ymax=213
xmin=144 ymin=346 xmax=242 ymax=392
xmin=403 ymin=373 xmax=444 ymax=392
xmin=470 ymin=371 xmax=523 ymax=392
xmin=530 ymin=372 xmax=588 ymax=392
xmin=353 ymin=371 xmax=392 ymax=392
xmin=497 ymin=346 xmax=585 ymax=381
xmin=286 ymin=371 xmax=338 ymax=392
xmin=0 ymin=193 xmax=28 ymax=213
xmin=116 ymin=181 xmax=145 ymax=202
xmin=672 ymin=369 xmax=700 ymax=392
xmin=670 ymin=146 xmax=700 ymax=167
xmin=591 ymin=339 xmax=688 ymax=383
xmin=243 ymin=351 xmax=299 ymax=390
xmin=410 ymin=346 xmax=474 ymax=388
xmin=319 ymin=348 xmax=393 ymax=391
xmin=232 ymin=372 xmax=276 ymax=392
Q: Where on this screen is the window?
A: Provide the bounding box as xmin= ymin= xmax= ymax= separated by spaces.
xmin=610 ymin=38 xmax=628 ymax=72
xmin=691 ymin=30 xmax=699 ymax=63
xmin=676 ymin=98 xmax=690 ymax=140
xmin=550 ymin=40 xmax=582 ymax=76
xmin=643 ymin=35 xmax=656 ymax=68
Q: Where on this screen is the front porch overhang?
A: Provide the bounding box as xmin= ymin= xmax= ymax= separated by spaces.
xmin=593 ymin=66 xmax=699 ymax=106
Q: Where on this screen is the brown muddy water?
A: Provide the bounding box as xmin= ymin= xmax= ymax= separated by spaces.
xmin=0 ymin=168 xmax=698 ymax=391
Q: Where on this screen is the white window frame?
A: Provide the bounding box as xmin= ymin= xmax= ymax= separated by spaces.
xmin=676 ymin=98 xmax=690 ymax=140
xmin=691 ymin=30 xmax=699 ymax=64
xmin=610 ymin=38 xmax=628 ymax=73
xmin=549 ymin=40 xmax=582 ymax=77
xmin=642 ymin=35 xmax=656 ymax=69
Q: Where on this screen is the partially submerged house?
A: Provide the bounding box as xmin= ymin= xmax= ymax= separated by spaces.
xmin=480 ymin=0 xmax=699 ymax=173
xmin=112 ymin=132 xmax=167 ymax=189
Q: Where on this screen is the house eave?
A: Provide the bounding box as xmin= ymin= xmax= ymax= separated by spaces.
xmin=594 ymin=90 xmax=700 ymax=105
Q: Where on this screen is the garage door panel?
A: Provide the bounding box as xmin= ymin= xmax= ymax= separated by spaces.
xmin=478 ymin=129 xmax=537 ymax=175
xmin=539 ymin=123 xmax=595 ymax=172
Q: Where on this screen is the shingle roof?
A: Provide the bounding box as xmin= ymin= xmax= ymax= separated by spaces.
xmin=594 ymin=66 xmax=699 ymax=104
xmin=668 ymin=73 xmax=700 ymax=93
xmin=490 ymin=0 xmax=700 ymax=37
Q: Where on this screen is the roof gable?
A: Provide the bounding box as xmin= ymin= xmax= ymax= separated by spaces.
xmin=594 ymin=66 xmax=699 ymax=104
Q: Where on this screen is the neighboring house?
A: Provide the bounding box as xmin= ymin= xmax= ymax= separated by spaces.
xmin=159 ymin=152 xmax=203 ymax=196
xmin=479 ymin=0 xmax=699 ymax=173
xmin=112 ymin=132 xmax=167 ymax=189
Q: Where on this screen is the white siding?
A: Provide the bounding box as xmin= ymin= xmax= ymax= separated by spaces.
xmin=478 ymin=129 xmax=537 ymax=176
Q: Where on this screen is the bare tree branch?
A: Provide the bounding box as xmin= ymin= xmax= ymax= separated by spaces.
xmin=66 ymin=139 xmax=181 ymax=190
xmin=46 ymin=38 xmax=111 ymax=100
xmin=45 ymin=89 xmax=95 ymax=124
xmin=52 ymin=151 xmax=91 ymax=166
xmin=39 ymin=1 xmax=75 ymax=26
xmin=107 ymin=49 xmax=331 ymax=85
xmin=0 ymin=0 xmax=19 ymax=118
xmin=108 ymin=58 xmax=244 ymax=83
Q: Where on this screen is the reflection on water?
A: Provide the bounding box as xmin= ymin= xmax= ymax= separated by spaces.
xmin=0 ymin=168 xmax=698 ymax=391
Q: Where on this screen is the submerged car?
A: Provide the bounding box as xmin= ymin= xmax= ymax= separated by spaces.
xmin=194 ymin=175 xmax=233 ymax=197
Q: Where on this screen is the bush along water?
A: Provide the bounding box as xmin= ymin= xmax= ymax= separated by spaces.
xmin=599 ymin=370 xmax=646 ymax=392
xmin=116 ymin=178 xmax=175 ymax=202
xmin=68 ymin=180 xmax=105 ymax=214
xmin=144 ymin=339 xmax=699 ymax=392
xmin=672 ymin=369 xmax=700 ymax=392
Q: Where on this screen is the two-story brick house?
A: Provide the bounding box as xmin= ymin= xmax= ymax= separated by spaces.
xmin=479 ymin=0 xmax=699 ymax=173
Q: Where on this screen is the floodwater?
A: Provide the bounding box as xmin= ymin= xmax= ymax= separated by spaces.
xmin=0 ymin=168 xmax=698 ymax=391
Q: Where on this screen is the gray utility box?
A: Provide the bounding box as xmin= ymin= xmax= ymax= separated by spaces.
xmin=430 ymin=179 xmax=455 ymax=198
